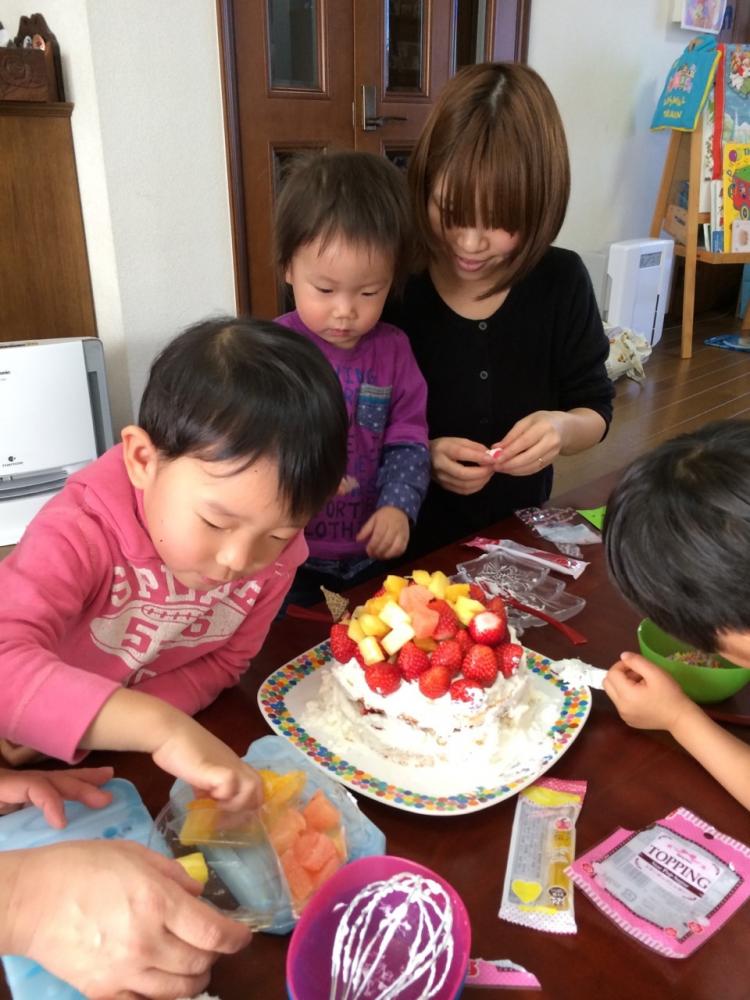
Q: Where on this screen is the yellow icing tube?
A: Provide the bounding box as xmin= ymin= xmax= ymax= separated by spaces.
xmin=499 ymin=777 xmax=587 ymax=933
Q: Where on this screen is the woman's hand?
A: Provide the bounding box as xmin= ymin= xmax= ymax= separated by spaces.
xmin=356 ymin=506 xmax=409 ymax=560
xmin=489 ymin=411 xmax=564 ymax=476
xmin=0 ymin=765 xmax=114 ymax=828
xmin=429 ymin=437 xmax=495 ymax=495
xmin=604 ymin=652 xmax=696 ymax=734
xmin=491 ymin=407 xmax=607 ymax=476
xmin=6 ymin=840 xmax=252 ymax=1000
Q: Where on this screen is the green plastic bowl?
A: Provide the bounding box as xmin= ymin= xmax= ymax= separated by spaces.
xmin=637 ymin=618 xmax=750 ymax=704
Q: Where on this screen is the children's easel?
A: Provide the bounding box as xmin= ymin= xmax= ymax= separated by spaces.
xmin=650 ymin=128 xmax=750 ymax=359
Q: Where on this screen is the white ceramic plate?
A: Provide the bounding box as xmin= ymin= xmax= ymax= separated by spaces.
xmin=258 ymin=642 xmax=591 ymax=816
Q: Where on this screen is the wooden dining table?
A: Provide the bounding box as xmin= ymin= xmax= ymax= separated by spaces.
xmin=2 ymin=471 xmax=749 ymax=1000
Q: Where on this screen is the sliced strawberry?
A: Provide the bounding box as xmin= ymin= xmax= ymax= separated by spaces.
xmin=364 ymin=663 xmax=401 ymax=696
xmin=396 ymin=641 xmax=431 ymax=681
xmin=468 ymin=610 xmax=506 ymax=648
xmin=449 ymin=678 xmax=485 ymax=704
xmin=461 ymin=644 xmax=499 ymax=687
xmin=428 ymin=599 xmax=459 ymax=640
xmin=353 ymin=647 xmax=366 ymax=669
xmin=469 ymin=583 xmax=488 ymax=604
xmin=329 ymin=623 xmax=358 ymax=664
xmin=497 ymin=642 xmax=523 ymax=678
xmin=418 ymin=664 xmax=451 ymax=699
xmin=430 ymin=638 xmax=463 ymax=676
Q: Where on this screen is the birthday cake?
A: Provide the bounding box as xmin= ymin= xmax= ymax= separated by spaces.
xmin=302 ymin=571 xmax=531 ymax=768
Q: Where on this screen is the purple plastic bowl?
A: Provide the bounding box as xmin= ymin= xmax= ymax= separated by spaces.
xmin=286 ymin=855 xmax=471 ymax=1000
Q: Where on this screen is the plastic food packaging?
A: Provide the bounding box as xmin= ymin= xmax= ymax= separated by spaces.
xmin=464 ymin=537 xmax=590 ymax=580
xmin=499 ymin=777 xmax=587 ymax=934
xmin=455 ymin=551 xmax=586 ymax=634
xmin=160 ymin=735 xmax=386 ymax=935
xmin=567 ymin=807 xmax=750 ymax=958
xmin=514 ymin=507 xmax=602 ymax=555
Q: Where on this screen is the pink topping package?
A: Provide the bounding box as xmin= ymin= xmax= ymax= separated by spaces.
xmin=567 ymin=807 xmax=750 ymax=958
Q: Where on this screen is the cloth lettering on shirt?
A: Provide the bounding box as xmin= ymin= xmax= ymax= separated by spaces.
xmin=90 ymin=564 xmax=262 ymax=671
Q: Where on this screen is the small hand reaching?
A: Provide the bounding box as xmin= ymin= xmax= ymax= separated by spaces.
xmin=604 ymin=652 xmax=695 ymax=734
xmin=152 ymin=715 xmax=263 ymax=812
xmin=356 ymin=506 xmax=409 ymax=560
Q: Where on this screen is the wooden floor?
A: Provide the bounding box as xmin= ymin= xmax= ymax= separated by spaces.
xmin=551 ymin=311 xmax=750 ymax=498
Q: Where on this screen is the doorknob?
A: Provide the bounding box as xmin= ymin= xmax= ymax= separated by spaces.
xmin=361 ymin=84 xmax=407 ymax=131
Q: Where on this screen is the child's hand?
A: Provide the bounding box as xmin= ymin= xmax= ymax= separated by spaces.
xmin=430 ymin=437 xmax=495 ymax=495
xmin=489 ymin=411 xmax=564 ymax=475
xmin=0 ymin=739 xmax=46 ymax=768
xmin=356 ymin=506 xmax=409 ymax=559
xmin=0 ymin=766 xmax=114 ymax=829
xmin=151 ymin=715 xmax=263 ymax=812
xmin=604 ymin=652 xmax=696 ymax=734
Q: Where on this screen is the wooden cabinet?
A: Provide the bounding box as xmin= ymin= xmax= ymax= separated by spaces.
xmin=0 ymin=101 xmax=96 ymax=343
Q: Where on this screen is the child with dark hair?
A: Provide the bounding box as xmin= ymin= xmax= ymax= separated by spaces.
xmin=387 ymin=63 xmax=614 ymax=555
xmin=0 ymin=317 xmax=348 ymax=809
xmin=604 ymin=419 xmax=750 ymax=809
xmin=275 ymin=150 xmax=430 ymax=601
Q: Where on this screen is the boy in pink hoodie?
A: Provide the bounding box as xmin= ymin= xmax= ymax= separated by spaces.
xmin=0 ymin=317 xmax=347 ymax=808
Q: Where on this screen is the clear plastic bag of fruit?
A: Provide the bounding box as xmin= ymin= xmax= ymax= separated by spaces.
xmin=154 ymin=735 xmax=386 ymax=934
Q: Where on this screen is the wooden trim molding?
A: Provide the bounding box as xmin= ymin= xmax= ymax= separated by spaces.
xmin=487 ymin=0 xmax=531 ymax=63
xmin=217 ymin=0 xmax=251 ymax=314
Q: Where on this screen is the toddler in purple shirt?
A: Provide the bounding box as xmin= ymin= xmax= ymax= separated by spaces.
xmin=275 ymin=151 xmax=430 ymax=602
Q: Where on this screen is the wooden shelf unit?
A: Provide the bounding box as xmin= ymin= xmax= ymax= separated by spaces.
xmin=651 ymin=126 xmax=750 ymax=357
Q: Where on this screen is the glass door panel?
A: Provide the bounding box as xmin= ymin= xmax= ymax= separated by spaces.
xmin=268 ymin=0 xmax=321 ymax=91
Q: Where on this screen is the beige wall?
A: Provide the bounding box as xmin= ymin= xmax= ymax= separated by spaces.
xmin=5 ymin=1 xmax=699 ymax=426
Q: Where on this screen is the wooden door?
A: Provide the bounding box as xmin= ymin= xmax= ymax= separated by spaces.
xmin=219 ymin=1 xmax=530 ymax=317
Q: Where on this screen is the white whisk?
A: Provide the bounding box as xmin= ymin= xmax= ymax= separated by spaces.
xmin=329 ymin=873 xmax=454 ymax=1000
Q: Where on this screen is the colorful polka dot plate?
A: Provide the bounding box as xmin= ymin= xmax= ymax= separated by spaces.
xmin=257 ymin=644 xmax=591 ymax=815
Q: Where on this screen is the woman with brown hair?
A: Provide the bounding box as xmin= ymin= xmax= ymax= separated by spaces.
xmin=387 ymin=63 xmax=614 ymax=555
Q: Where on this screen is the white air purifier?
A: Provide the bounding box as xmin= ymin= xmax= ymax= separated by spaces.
xmin=605 ymin=238 xmax=674 ymax=346
xmin=0 ymin=338 xmax=114 ymax=545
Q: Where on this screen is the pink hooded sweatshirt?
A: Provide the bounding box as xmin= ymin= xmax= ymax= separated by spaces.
xmin=0 ymin=446 xmax=307 ymax=763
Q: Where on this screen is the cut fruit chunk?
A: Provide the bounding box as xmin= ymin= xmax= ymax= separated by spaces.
xmin=294 ymin=830 xmax=338 ymax=873
xmin=302 ymin=789 xmax=341 ymax=832
xmin=175 ymin=851 xmax=209 ymax=886
xmin=359 ymin=613 xmax=390 ymax=638
xmin=454 ymin=595 xmax=487 ymax=625
xmin=379 ymin=600 xmax=411 ymax=629
xmin=445 ymin=582 xmax=470 ymax=602
xmin=381 ymin=621 xmax=416 ymax=655
xmin=346 ymin=618 xmax=365 ymax=642
xmin=411 ymin=569 xmax=432 ymax=587
xmin=358 ymin=635 xmax=385 ymax=665
xmin=265 ymin=807 xmax=307 ymax=855
xmin=383 ymin=574 xmax=408 ymax=596
xmin=427 ymin=570 xmax=451 ymax=599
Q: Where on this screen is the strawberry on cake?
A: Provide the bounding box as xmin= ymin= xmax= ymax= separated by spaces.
xmin=301 ymin=571 xmax=532 ymax=769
